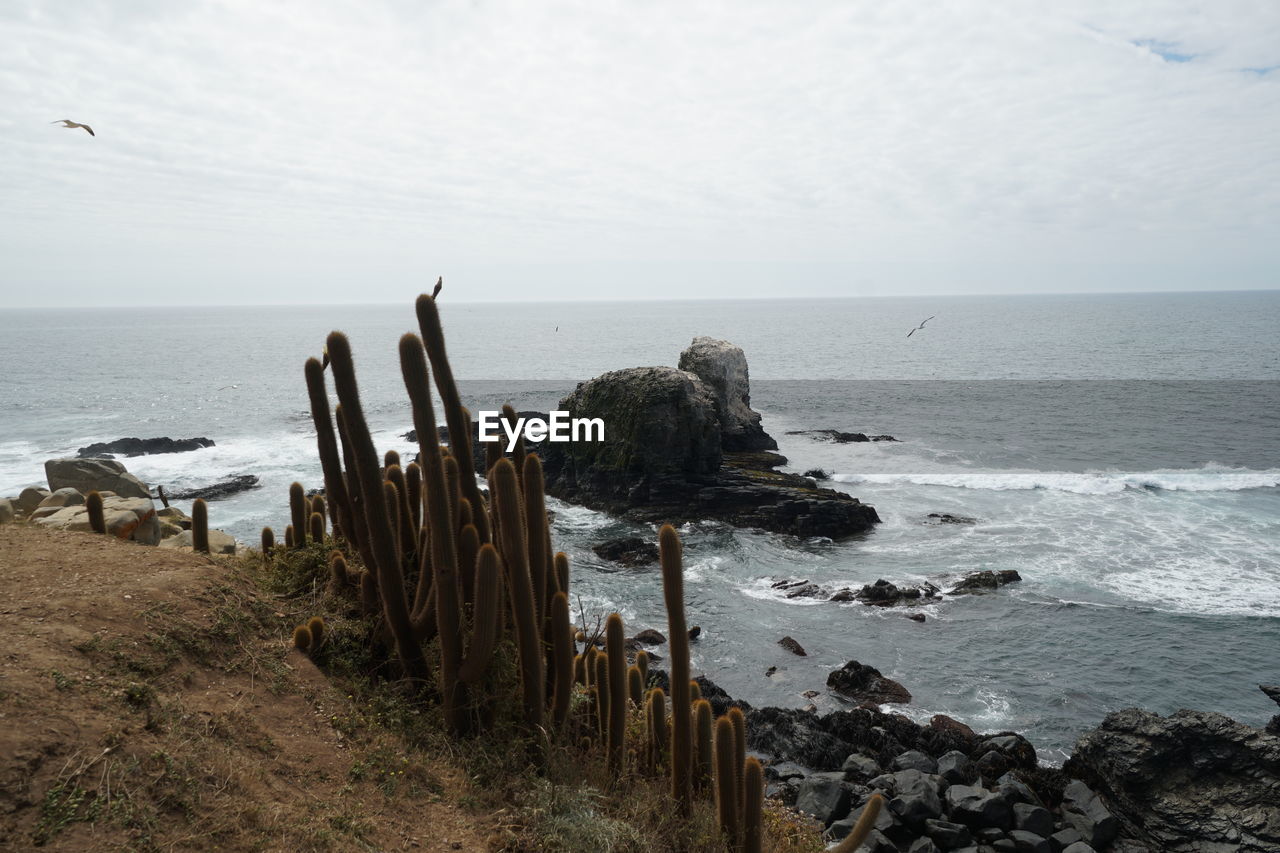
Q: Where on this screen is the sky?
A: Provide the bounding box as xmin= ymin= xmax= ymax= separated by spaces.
xmin=1 ymin=0 xmax=1278 ymax=307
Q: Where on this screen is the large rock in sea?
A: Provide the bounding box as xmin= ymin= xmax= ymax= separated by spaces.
xmin=76 ymin=436 xmax=214 ymax=458
xmin=45 ymin=458 xmax=150 ymax=500
xmin=1064 ymin=708 xmax=1280 ymax=852
xmin=677 ymin=336 xmax=777 ymax=452
xmin=536 ymin=367 xmax=878 ymax=538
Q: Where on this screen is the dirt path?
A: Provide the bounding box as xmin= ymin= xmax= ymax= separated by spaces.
xmin=0 ymin=523 xmax=492 ymax=852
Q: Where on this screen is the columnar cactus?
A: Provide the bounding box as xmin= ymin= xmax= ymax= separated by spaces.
xmin=192 ymin=498 xmax=209 ymax=553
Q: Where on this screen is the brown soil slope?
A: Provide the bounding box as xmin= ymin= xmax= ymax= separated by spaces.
xmin=0 ymin=523 xmax=490 ymax=852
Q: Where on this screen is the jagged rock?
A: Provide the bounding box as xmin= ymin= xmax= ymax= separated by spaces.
xmin=1049 ymin=827 xmax=1083 ymax=849
xmin=925 ymin=818 xmax=973 ymax=848
xmin=17 ymin=487 xmax=51 ymax=514
xmin=1261 ymin=684 xmax=1280 ymax=708
xmin=1008 ymin=830 xmax=1051 ymax=853
xmin=76 ymin=436 xmax=214 ymax=458
xmin=1065 ymin=708 xmax=1280 ymax=851
xmin=677 ymin=336 xmax=777 ymax=452
xmin=166 ymin=475 xmax=260 ymax=501
xmin=827 ymin=660 xmax=912 ymax=705
xmin=975 ymin=734 xmax=1038 ymax=775
xmin=931 ymin=715 xmax=978 ymax=741
xmin=945 ymin=784 xmax=1012 ymax=829
xmin=857 ymin=578 xmax=942 ymax=607
xmin=592 ymin=536 xmax=660 ymax=567
xmin=778 ymin=636 xmax=807 ymax=656
xmin=841 ymin=753 xmax=882 ymax=782
xmin=631 ymin=629 xmax=665 ymax=645
xmin=795 ymin=773 xmax=851 ymax=826
xmin=786 ymin=429 xmax=898 ymax=443
xmin=937 ymin=750 xmax=975 ymax=784
xmin=158 ymin=529 xmax=237 ymax=555
xmin=926 ymin=512 xmax=978 ymax=524
xmin=892 ymin=750 xmax=939 ymax=774
xmin=45 ymin=458 xmax=150 ymax=500
xmin=1012 ymin=803 xmax=1054 ymax=836
xmin=802 ymin=468 xmax=829 ymax=480
xmin=950 ymin=570 xmax=1022 ymax=594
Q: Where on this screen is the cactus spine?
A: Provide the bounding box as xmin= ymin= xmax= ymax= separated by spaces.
xmin=192 ymin=498 xmax=209 ymax=553
xmin=660 ymin=524 xmax=693 ymax=811
xmin=289 ymin=482 xmax=307 ymax=548
xmin=86 ymin=490 xmax=105 ymax=534
xmin=831 ymin=794 xmax=884 ymax=853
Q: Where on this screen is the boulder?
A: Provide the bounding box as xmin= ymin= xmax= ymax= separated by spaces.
xmin=158 ymin=529 xmax=237 ymax=555
xmin=676 ymin=336 xmax=776 ymax=452
xmin=950 ymin=570 xmax=1022 ymax=594
xmin=75 ymin=436 xmax=214 ymax=458
xmin=37 ymin=487 xmax=85 ymax=509
xmin=778 ymin=636 xmax=807 ymax=656
xmin=592 ymin=536 xmax=659 ymax=567
xmin=1064 ymin=708 xmax=1278 ymax=852
xmin=45 ymin=458 xmax=150 ymax=500
xmin=926 ymin=512 xmax=978 ymax=525
xmin=17 ymin=487 xmax=51 ymax=513
xmin=924 ymin=818 xmax=973 ymax=848
xmin=944 ymin=784 xmax=1012 ymax=829
xmin=32 ymin=495 xmax=160 ymax=545
xmin=892 ymin=750 xmax=938 ymax=774
xmin=631 ymin=629 xmax=666 ymax=645
xmin=827 ymin=660 xmax=912 ymax=705
xmin=0 ymin=498 xmax=13 ymax=524
xmin=794 ymin=773 xmax=851 ymax=826
xmin=857 ymin=578 xmax=942 ymax=607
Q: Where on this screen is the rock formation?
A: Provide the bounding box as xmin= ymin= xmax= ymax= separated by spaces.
xmin=45 ymin=458 xmax=150 ymax=500
xmin=677 ymin=336 xmax=776 ymax=452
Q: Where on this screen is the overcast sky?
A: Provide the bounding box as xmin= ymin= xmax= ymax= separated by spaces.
xmin=2 ymin=1 xmax=1278 ymax=307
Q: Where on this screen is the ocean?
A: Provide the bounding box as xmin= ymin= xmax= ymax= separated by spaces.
xmin=2 ymin=290 xmax=1277 ymax=762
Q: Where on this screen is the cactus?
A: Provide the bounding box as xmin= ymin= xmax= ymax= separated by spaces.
xmin=628 ymin=665 xmax=644 ymax=707
xmin=309 ymin=510 xmax=325 ymax=545
xmin=690 ymin=680 xmax=702 ymax=703
xmin=86 ymin=490 xmax=105 ymax=534
xmin=289 ymin=482 xmax=307 ymax=548
xmin=384 ymin=449 xmax=400 ymax=470
xmin=192 ymin=498 xmax=209 ymax=553
xmin=694 ymin=698 xmax=713 ymax=788
xmin=714 ymin=715 xmax=738 ymax=845
xmin=522 ymin=454 xmax=552 ymax=631
xmin=647 ymin=687 xmax=668 ymax=771
xmin=405 ymin=461 xmax=423 ymax=536
xmin=457 ymin=522 xmax=479 ymax=607
xmin=831 ymin=794 xmax=884 ymax=853
xmin=293 ymin=623 xmax=312 ymax=652
xmin=285 ymin=525 xmax=295 ymax=549
xmin=593 ymin=653 xmax=610 ymax=741
xmin=360 ymin=570 xmax=379 ymax=616
xmin=553 ymin=551 xmax=570 ymax=599
xmin=660 ymin=524 xmax=693 ymax=811
xmin=636 ymin=649 xmax=650 ymax=687
xmin=728 ymin=705 xmax=747 ymax=828
xmin=742 ymin=757 xmax=764 ymax=853
xmin=261 ymin=526 xmax=275 ymax=559
xmin=329 ymin=550 xmax=350 ymax=594
xmin=605 ymin=613 xmax=627 ymax=772
xmin=386 ymin=464 xmax=416 ymax=564
xmin=307 ymin=616 xmax=325 ymax=647
xmin=457 ymin=543 xmax=501 ymax=683
xmin=550 ymin=591 xmax=574 ymax=730
xmin=311 ymin=494 xmax=326 ymax=524
xmin=487 ymin=457 xmax=545 ymax=730
xmin=305 ymin=356 xmax=359 ymax=551
xmin=414 ymin=294 xmax=489 ymax=543
xmin=573 ymin=653 xmax=586 ymax=685
xmin=326 ymin=331 xmax=428 ymax=684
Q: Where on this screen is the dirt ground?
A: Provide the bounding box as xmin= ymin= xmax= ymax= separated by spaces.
xmin=0 ymin=523 xmax=493 ymax=852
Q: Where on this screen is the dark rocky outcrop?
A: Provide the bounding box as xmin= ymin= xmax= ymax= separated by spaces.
xmin=925 ymin=512 xmax=977 ymax=525
xmin=591 ymin=536 xmax=660 ymax=567
xmin=1064 ymin=708 xmax=1280 ymax=852
xmin=166 ymin=475 xmax=260 ymax=501
xmin=533 ymin=369 xmax=879 ymax=539
xmin=827 ymin=660 xmax=912 ymax=705
xmin=778 ymin=636 xmax=807 ymax=656
xmin=950 ymin=570 xmax=1022 ymax=594
xmin=855 ymin=578 xmax=942 ymax=607
xmin=76 ymin=436 xmax=215 ymax=458
xmin=786 ymin=429 xmax=898 ymax=443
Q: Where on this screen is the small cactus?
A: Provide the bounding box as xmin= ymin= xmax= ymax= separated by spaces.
xmin=309 ymin=511 xmax=325 ymax=544
xmin=86 ymin=490 xmax=105 ymax=535
xmin=743 ymin=757 xmax=764 ymax=853
xmin=192 ymin=498 xmax=209 ymax=553
xmin=261 ymin=526 xmax=275 ymax=559
xmin=693 ymin=698 xmax=713 ymax=788
xmin=714 ymin=715 xmax=738 ymax=845
xmin=307 ymin=616 xmax=325 ymax=647
xmin=605 ymin=613 xmax=627 ymax=773
xmin=289 ymin=482 xmax=307 ymax=548
xmin=628 ymin=665 xmax=644 ymax=707
xmin=285 ymin=525 xmax=295 ymax=549
xmin=293 ymin=623 xmax=312 ymax=652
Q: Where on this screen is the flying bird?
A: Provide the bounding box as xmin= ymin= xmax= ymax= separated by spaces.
xmin=217 ymin=384 xmax=239 ymax=391
xmin=52 ymin=119 xmax=94 ymax=136
xmin=906 ymin=316 xmax=935 ymax=338
xmin=432 ymin=276 xmax=443 ymax=299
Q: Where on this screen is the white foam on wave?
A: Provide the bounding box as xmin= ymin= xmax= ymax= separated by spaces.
xmin=834 ymin=463 xmax=1280 ymax=495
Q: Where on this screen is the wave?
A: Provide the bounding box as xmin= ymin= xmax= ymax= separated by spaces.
xmin=832 ymin=463 xmax=1280 ymax=495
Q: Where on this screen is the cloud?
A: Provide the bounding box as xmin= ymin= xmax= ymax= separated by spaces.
xmin=1 ymin=0 xmax=1278 ymax=305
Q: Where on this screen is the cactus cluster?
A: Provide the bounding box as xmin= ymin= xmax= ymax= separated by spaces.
xmin=269 ymin=291 xmax=825 ymax=850
xmin=86 ymin=490 xmax=106 ymax=535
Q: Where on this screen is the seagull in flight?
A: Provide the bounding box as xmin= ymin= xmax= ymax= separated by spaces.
xmin=52 ymin=119 xmax=94 ymax=136
xmin=217 ymin=384 xmax=239 ymax=391
xmin=907 ymin=316 xmax=935 ymax=338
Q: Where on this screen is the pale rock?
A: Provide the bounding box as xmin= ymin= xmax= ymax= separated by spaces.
xmin=45 ymin=458 xmax=150 ymax=500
